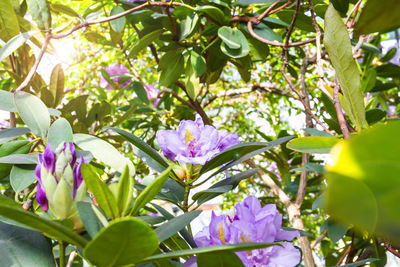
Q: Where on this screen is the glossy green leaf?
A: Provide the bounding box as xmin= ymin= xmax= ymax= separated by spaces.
xmin=197 ymin=252 xmax=244 ymax=267
xmin=74 ymin=133 xmax=135 ymax=175
xmin=49 ymin=64 xmax=64 ymax=107
xmin=180 ymin=13 xmax=199 ymax=41
xmin=324 ymin=5 xmax=366 ymax=130
xmin=14 ymin=91 xmax=51 ymax=138
xmin=129 ymin=29 xmax=163 ymax=57
xmin=0 ymin=221 xmax=56 ymax=267
xmin=219 ymin=29 xmax=249 ymax=58
xmin=131 ymin=81 xmax=149 ymax=104
xmin=155 ymin=210 xmax=201 ymax=242
xmin=84 ymin=218 xmax=159 ymax=267
xmin=104 ymin=127 xmax=168 ymax=172
xmin=110 ymin=6 xmax=126 ymax=33
xmin=0 ymin=31 xmax=39 ymax=62
xmin=218 ymin=26 xmax=241 ymax=49
xmin=0 ymin=127 xmax=30 ymax=144
xmin=0 ymin=196 xmax=88 ymax=247
xmin=76 ymin=201 xmax=106 ymax=239
xmin=47 ymin=118 xmax=73 ymax=150
xmin=354 ymin=0 xmax=400 ymax=35
xmin=137 ymin=242 xmax=278 ymax=264
xmin=159 ymin=51 xmax=185 ymax=86
xmin=196 ymin=6 xmax=226 ymax=24
xmin=117 ymin=165 xmax=134 ymax=216
xmin=0 ymin=0 xmax=20 ymax=41
xmin=190 ymin=51 xmax=206 ymax=77
xmin=185 ymin=58 xmax=200 ymax=100
xmin=130 ymin=166 xmax=172 ymax=216
xmin=287 ymin=136 xmax=339 ymax=154
xmin=26 ymin=0 xmax=51 ymax=30
xmin=192 ymin=185 xmax=232 ymax=201
xmin=10 ymin=165 xmax=36 ymax=193
xmin=81 ymin=164 xmax=119 ymax=219
xmin=325 ymin=120 xmax=400 ymax=242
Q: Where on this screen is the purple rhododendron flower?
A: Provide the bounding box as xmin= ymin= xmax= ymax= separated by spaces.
xmin=188 ymin=196 xmax=301 ymax=267
xmin=387 ymin=105 xmax=397 ymax=117
xmin=35 ymin=142 xmax=85 ymax=214
xmin=156 ymin=115 xmax=240 ymax=165
xmin=144 ymin=84 xmax=160 ymax=106
xmin=99 ymin=64 xmax=131 ymax=89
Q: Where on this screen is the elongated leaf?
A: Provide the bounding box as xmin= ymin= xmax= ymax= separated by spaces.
xmin=74 ymin=133 xmax=135 ymax=175
xmin=26 ymin=0 xmax=51 ymax=30
xmin=197 ymin=252 xmax=244 ymax=267
xmin=190 ymin=50 xmax=206 ymax=77
xmin=180 ymin=14 xmax=199 ymax=41
xmin=287 ymin=136 xmax=339 ymax=154
xmin=196 ymin=6 xmax=226 ymax=24
xmin=0 ymin=221 xmax=56 ymax=267
xmin=49 ymin=64 xmax=64 ymax=107
xmin=47 ymin=118 xmax=73 ymax=149
xmin=159 ymin=51 xmax=185 ymax=86
xmin=10 ymin=165 xmax=36 ymax=193
xmin=235 ymin=0 xmax=277 ymax=6
xmin=0 ymin=127 xmax=30 ymax=144
xmin=81 ymin=164 xmax=119 ymax=219
xmin=14 ymin=92 xmax=50 ymax=138
xmin=131 ymin=81 xmax=149 ymax=104
xmin=192 ymin=185 xmax=232 ymax=201
xmin=137 ymin=242 xmax=278 ymax=264
xmin=0 ymin=91 xmax=17 ymax=112
xmin=110 ymin=6 xmax=125 ymax=33
xmin=129 ymin=29 xmax=163 ymax=57
xmin=303 ymin=128 xmax=334 ymax=137
xmin=197 ymin=169 xmax=257 ymax=204
xmin=339 ymin=258 xmax=379 ymax=267
xmin=0 ymin=0 xmax=20 ymax=41
xmin=354 ymin=0 xmax=400 ymax=35
xmin=0 ymin=154 xmax=38 ymax=164
xmin=324 ymin=5 xmax=366 ymax=130
xmin=155 ymin=210 xmax=201 ymax=242
xmin=105 ymin=127 xmax=168 ymax=172
xmin=84 ymin=218 xmax=159 ymax=267
xmin=130 ymin=166 xmax=172 ymax=216
xmin=0 ymin=196 xmax=88 ymax=247
xmin=0 ymin=31 xmax=39 ymax=62
xmin=117 ymin=165 xmax=134 ymax=216
xmin=76 ymin=202 xmax=106 ymax=239
xmin=51 ymin=3 xmax=80 ymax=18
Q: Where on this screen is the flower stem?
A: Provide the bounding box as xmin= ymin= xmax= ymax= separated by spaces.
xmin=182 ymin=185 xmax=191 ymax=212
xmin=59 ymin=241 xmax=66 ymax=267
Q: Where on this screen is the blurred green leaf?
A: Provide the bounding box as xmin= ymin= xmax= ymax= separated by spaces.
xmin=330 ymin=0 xmax=349 ymax=14
xmin=129 ymin=29 xmax=163 ymax=57
xmin=0 ymin=0 xmax=20 ymax=41
xmin=197 ymin=252 xmax=244 ymax=267
xmin=26 ymin=0 xmax=51 ymax=30
xmin=50 ymin=3 xmax=80 ymax=18
xmin=117 ymin=165 xmax=134 ymax=216
xmin=0 ymin=31 xmax=39 ymax=62
xmin=49 ymin=64 xmax=64 ymax=107
xmin=287 ymin=136 xmax=339 ymax=154
xmin=110 ymin=6 xmax=126 ymax=33
xmin=131 ymin=81 xmax=149 ymax=104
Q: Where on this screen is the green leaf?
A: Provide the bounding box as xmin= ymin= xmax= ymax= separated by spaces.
xmin=117 ymin=165 xmax=134 ymax=216
xmin=130 ymin=166 xmax=172 ymax=216
xmin=325 ymin=120 xmax=400 ymax=242
xmin=180 ymin=13 xmax=199 ymax=41
xmin=339 ymin=259 xmax=379 ymax=267
xmin=104 ymin=127 xmax=168 ymax=172
xmin=218 ymin=26 xmax=241 ymax=49
xmin=0 ymin=221 xmax=56 ymax=267
xmin=192 ymin=185 xmax=232 ymax=201
xmin=84 ymin=218 xmax=159 ymax=267
xmin=131 ymin=81 xmax=149 ymax=104
xmin=0 ymin=196 xmax=88 ymax=247
xmin=10 ymin=165 xmax=36 ymax=193
xmin=190 ymin=51 xmax=206 ymax=77
xmin=303 ymin=128 xmax=334 ymax=137
xmin=155 ymin=210 xmax=201 ymax=242
xmin=0 ymin=0 xmax=20 ymax=41
xmin=47 ymin=118 xmax=73 ymax=150
xmin=185 ymin=58 xmax=200 ymax=100
xmin=81 ymin=164 xmax=119 ymax=219
xmin=196 ymin=6 xmax=226 ymax=25
xmin=234 ymin=0 xmax=278 ymax=6
xmin=330 ymin=0 xmax=349 ymax=14
xmin=197 ymin=252 xmax=244 ymax=267
xmin=76 ymin=201 xmax=106 ymax=239
xmin=49 ymin=64 xmax=64 ymax=107
xmin=159 ymin=51 xmax=185 ymax=86
xmin=0 ymin=127 xmax=30 ymax=144
xmin=325 ymin=220 xmax=347 ymax=244
xmin=0 ymin=154 xmax=37 ymax=164
xmin=354 ymin=0 xmax=400 ymax=35
xmin=137 ymin=242 xmax=278 ymax=264
xmin=277 ymin=10 xmax=315 ymax=32
xmin=26 ymin=0 xmax=51 ymax=30
xmin=287 ymin=136 xmax=340 ymax=154
xmin=51 ymin=3 xmax=80 ymax=18
xmin=14 ymin=91 xmax=50 ymax=138
xmin=110 ymin=6 xmax=126 ymax=33
xmin=242 ymin=22 xmax=282 ymax=42
xmin=74 ymin=133 xmax=135 ymax=175
xmin=129 ymin=29 xmax=163 ymax=57
xmin=0 ymin=31 xmax=40 ymax=62
xmin=0 ymin=90 xmax=17 ymax=112
xmin=365 ymin=109 xmax=386 ymax=125
xmin=324 ymin=5 xmax=366 ymax=130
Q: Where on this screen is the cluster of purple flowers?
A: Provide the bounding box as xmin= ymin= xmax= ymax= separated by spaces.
xmin=156 ymin=115 xmax=240 ymax=165
xmin=35 ymin=142 xmax=86 ymax=218
xmin=185 ymin=196 xmax=301 ymax=267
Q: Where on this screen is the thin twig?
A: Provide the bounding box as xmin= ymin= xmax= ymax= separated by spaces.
xmin=157 ymin=88 xmax=196 ymax=110
xmin=311 ymin=230 xmax=327 ymax=249
xmin=345 ymin=0 xmax=363 ymax=27
xmin=333 ymin=83 xmax=350 ymax=139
